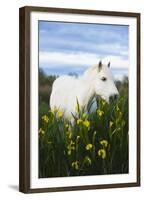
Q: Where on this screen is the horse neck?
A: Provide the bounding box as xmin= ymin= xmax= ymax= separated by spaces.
xmin=80 ymin=75 xmax=95 ymax=107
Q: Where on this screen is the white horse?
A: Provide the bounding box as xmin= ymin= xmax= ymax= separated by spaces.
xmin=50 ymin=61 xmax=119 ymax=119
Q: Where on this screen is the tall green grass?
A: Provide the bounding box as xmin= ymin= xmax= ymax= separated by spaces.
xmin=39 ymin=95 xmax=128 ymax=178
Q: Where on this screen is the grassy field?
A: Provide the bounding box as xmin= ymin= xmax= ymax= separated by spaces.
xmin=39 ymin=69 xmax=129 ymax=178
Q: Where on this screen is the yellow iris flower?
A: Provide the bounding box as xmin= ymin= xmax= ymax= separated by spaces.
xmin=98 ymin=149 xmax=106 ymax=159
xmin=39 ymin=128 xmax=45 ymax=136
xmin=97 ymin=109 xmax=104 ymax=117
xmin=100 ymin=140 xmax=108 ymax=148
xmin=85 ymin=143 xmax=93 ymax=151
xmin=77 ymin=118 xmax=83 ymax=125
xmin=67 ymin=141 xmax=75 ymax=155
xmin=77 ymin=119 xmax=90 ymax=128
xmin=76 ymin=135 xmax=80 ymax=143
xmin=57 ymin=110 xmax=64 ymax=118
xmin=65 ymin=123 xmax=69 ymax=128
xmin=72 ymin=161 xmax=79 ymax=170
xmin=41 ymin=115 xmax=49 ymax=123
xmin=109 ymin=121 xmax=113 ymax=128
xmin=85 ymin=156 xmax=92 ymax=165
xmin=83 ymin=120 xmax=90 ymax=128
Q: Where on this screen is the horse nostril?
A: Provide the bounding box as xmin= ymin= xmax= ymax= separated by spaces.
xmin=114 ymin=94 xmax=118 ymax=100
xmin=109 ymin=94 xmax=118 ymax=102
xmin=109 ymin=95 xmax=113 ymax=102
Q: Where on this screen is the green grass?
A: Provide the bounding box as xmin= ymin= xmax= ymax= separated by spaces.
xmin=39 ymin=95 xmax=128 ymax=178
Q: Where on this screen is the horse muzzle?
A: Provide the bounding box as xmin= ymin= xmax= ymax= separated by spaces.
xmin=109 ymin=94 xmax=119 ymax=103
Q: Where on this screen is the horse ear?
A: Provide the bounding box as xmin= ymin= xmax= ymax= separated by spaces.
xmin=98 ymin=61 xmax=102 ymax=72
xmin=108 ymin=62 xmax=110 ymax=68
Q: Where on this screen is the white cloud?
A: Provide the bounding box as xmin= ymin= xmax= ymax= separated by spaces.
xmin=102 ymin=55 xmax=128 ymax=68
xmin=39 ymin=51 xmax=128 ymax=69
xmin=40 ymin=51 xmax=99 ymax=68
xmin=114 ymin=74 xmax=128 ymax=81
xmin=40 ymin=35 xmax=128 ymax=56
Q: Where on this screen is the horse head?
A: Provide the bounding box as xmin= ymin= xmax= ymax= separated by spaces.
xmin=85 ymin=61 xmax=119 ymax=103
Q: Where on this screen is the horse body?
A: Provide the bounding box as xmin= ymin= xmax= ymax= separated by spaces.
xmin=50 ymin=61 xmax=119 ymax=119
xmin=50 ymin=75 xmax=93 ymax=117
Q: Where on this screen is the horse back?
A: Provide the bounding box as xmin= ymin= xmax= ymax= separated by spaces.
xmin=50 ymin=76 xmax=78 ymax=111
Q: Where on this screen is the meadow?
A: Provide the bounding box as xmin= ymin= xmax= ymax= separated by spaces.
xmin=39 ymin=69 xmax=129 ymax=178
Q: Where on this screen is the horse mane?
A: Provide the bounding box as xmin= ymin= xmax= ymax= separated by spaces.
xmin=83 ymin=64 xmax=98 ymax=78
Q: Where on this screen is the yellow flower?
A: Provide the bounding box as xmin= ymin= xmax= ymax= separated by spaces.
xmin=41 ymin=115 xmax=49 ymax=123
xmin=67 ymin=150 xmax=71 ymax=155
xmin=77 ymin=118 xmax=83 ymax=125
xmin=67 ymin=141 xmax=75 ymax=155
xmin=57 ymin=110 xmax=64 ymax=118
xmin=51 ymin=107 xmax=57 ymax=114
xmin=72 ymin=161 xmax=80 ymax=170
xmin=85 ymin=156 xmax=92 ymax=166
xmin=68 ymin=126 xmax=71 ymax=132
xmin=39 ymin=128 xmax=45 ymax=136
xmin=77 ymin=119 xmax=90 ymax=128
xmin=70 ymin=141 xmax=75 ymax=149
xmin=93 ymin=131 xmax=97 ymax=136
xmin=109 ymin=121 xmax=113 ymax=128
xmin=98 ymin=149 xmax=106 ymax=159
xmin=97 ymin=109 xmax=104 ymax=117
xmin=66 ymin=126 xmax=72 ymax=139
xmin=116 ymin=105 xmax=120 ymax=112
xmin=82 ymin=113 xmax=87 ymax=120
xmin=85 ymin=143 xmax=93 ymax=151
xmin=77 ymin=135 xmax=80 ymax=140
xmin=119 ymin=111 xmax=122 ymax=118
xmin=65 ymin=123 xmax=69 ymax=128
xmin=83 ymin=120 xmax=90 ymax=128
xmin=100 ymin=140 xmax=108 ymax=148
xmin=102 ymin=100 xmax=106 ymax=106
xmin=76 ymin=135 xmax=80 ymax=143
xmin=67 ymin=131 xmax=72 ymax=139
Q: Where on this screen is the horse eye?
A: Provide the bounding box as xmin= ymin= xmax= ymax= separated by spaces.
xmin=101 ymin=77 xmax=107 ymax=81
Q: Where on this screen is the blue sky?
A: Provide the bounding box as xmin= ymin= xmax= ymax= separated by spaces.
xmin=39 ymin=21 xmax=129 ymax=80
